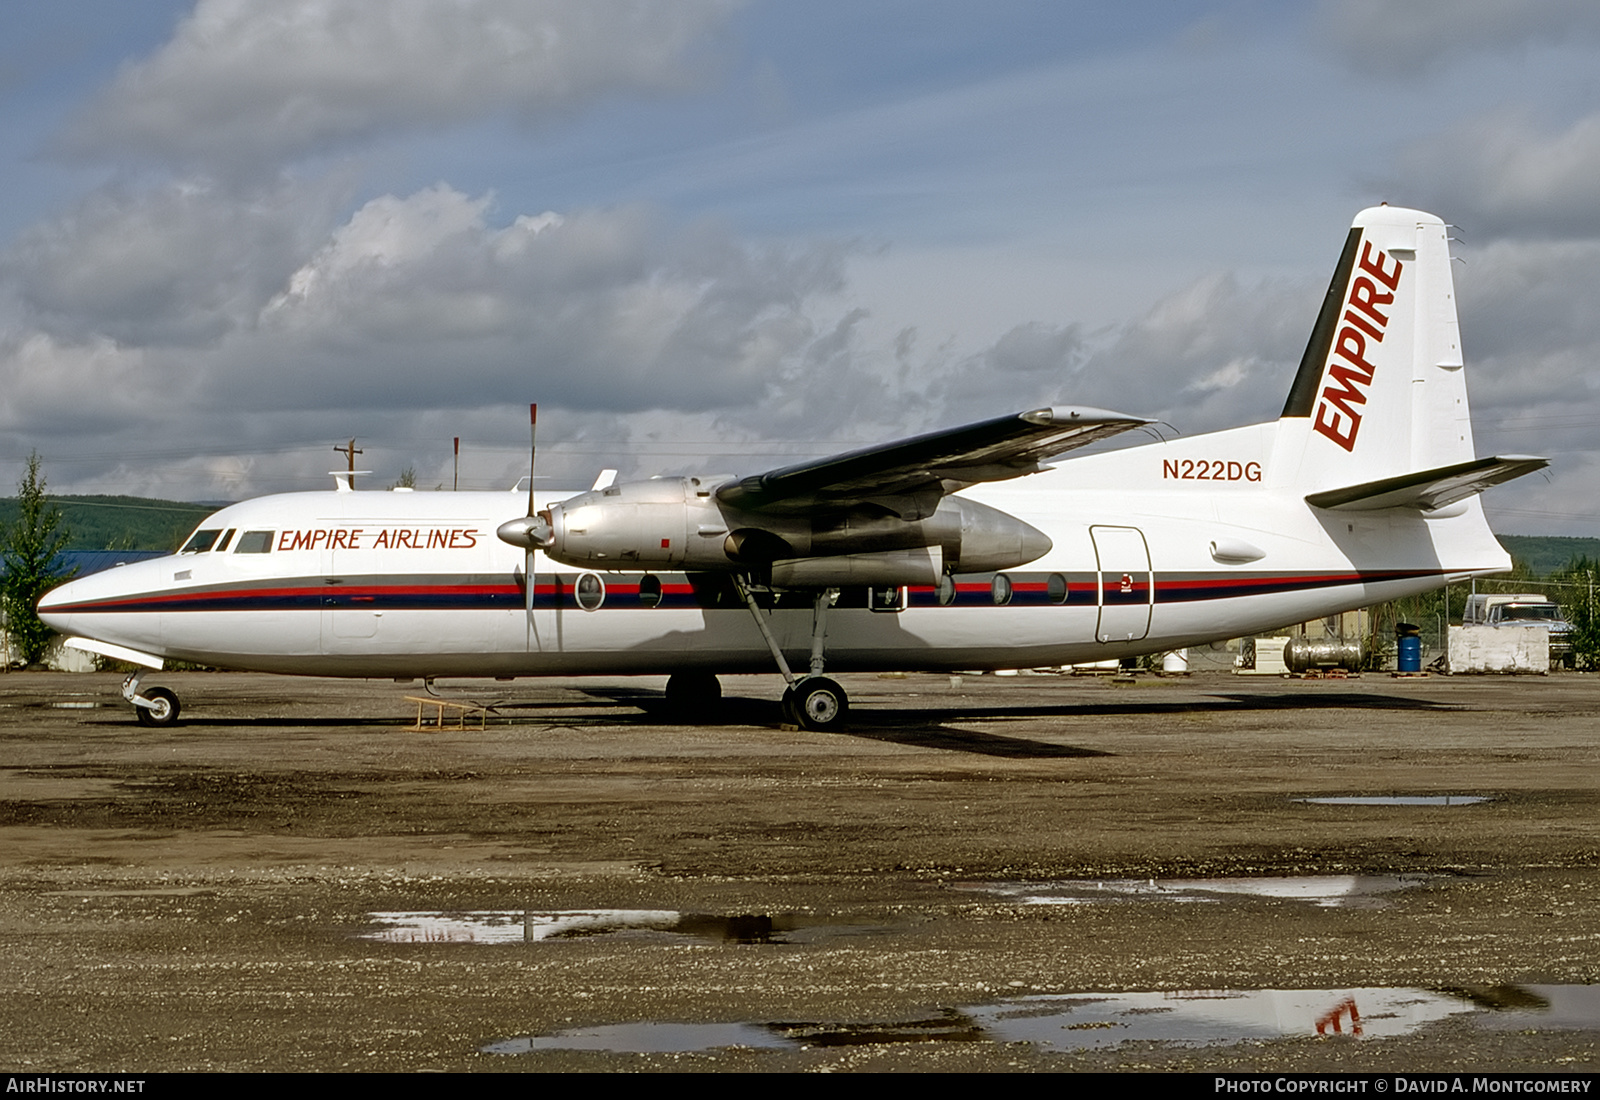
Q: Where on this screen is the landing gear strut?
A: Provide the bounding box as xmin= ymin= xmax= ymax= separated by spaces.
xmin=123 ymin=670 xmax=181 ymax=727
xmin=736 ymin=579 xmax=849 ymax=731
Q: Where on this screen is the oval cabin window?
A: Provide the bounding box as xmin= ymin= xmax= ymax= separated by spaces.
xmin=575 ymin=573 xmax=605 ymax=611
xmin=638 ymin=574 xmax=662 ymax=608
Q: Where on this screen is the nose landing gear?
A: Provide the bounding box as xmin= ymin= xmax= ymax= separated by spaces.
xmin=123 ymin=671 xmax=181 ymax=727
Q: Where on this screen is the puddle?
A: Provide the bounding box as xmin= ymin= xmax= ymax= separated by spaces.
xmin=486 ymin=1022 xmax=791 ymax=1054
xmin=361 ymin=909 xmax=879 ymax=945
xmin=46 ymin=701 xmax=104 ymax=709
xmin=966 ymin=986 xmax=1576 ymax=1050
xmin=967 ymin=875 xmax=1426 ymax=909
xmin=485 ymin=985 xmax=1599 ymax=1055
xmin=1294 ymin=795 xmax=1490 ymax=806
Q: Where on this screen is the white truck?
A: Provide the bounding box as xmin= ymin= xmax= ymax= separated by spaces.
xmin=1461 ymin=593 xmax=1574 ymax=669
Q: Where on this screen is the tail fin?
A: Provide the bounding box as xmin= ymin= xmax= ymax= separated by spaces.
xmin=1275 ymin=205 xmax=1493 ymax=497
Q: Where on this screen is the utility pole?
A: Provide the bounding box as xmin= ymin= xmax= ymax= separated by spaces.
xmin=453 ymin=437 xmax=459 ymax=491
xmin=334 ymin=439 xmax=363 ymax=490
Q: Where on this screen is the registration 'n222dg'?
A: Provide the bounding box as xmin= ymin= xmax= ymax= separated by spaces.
xmin=1162 ymin=459 xmax=1262 ymax=482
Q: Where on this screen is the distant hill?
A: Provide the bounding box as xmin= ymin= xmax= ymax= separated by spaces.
xmin=1497 ymin=535 xmax=1600 ymax=577
xmin=0 ymin=495 xmax=220 ymax=553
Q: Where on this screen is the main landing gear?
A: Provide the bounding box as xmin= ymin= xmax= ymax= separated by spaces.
xmin=123 ymin=670 xmax=181 ymax=727
xmin=735 ymin=579 xmax=850 ymax=731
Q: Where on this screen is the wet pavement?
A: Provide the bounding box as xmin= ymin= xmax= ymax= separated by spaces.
xmin=0 ymin=668 xmax=1597 ymax=1072
xmin=485 ymin=985 xmax=1600 ymax=1055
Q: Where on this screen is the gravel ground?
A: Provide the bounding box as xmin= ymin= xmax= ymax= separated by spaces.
xmin=0 ymin=668 xmax=1595 ymax=1073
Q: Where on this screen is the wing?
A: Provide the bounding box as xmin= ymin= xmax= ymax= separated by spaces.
xmin=716 ymin=406 xmax=1151 ymax=516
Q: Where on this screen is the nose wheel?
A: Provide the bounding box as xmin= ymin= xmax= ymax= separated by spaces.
xmin=123 ymin=672 xmax=181 ymax=727
xmin=134 ymin=687 xmax=180 ymax=726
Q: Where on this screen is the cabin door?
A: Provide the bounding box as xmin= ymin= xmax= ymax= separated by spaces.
xmin=1091 ymin=525 xmax=1152 ymax=643
xmin=321 ymin=546 xmax=378 ymax=647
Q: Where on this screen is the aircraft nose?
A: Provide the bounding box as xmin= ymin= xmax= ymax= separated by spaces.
xmin=36 ymin=585 xmax=71 ymax=626
xmin=36 ymin=578 xmax=81 ymax=630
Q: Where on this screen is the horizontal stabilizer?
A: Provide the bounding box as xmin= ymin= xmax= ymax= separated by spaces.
xmin=1305 ymin=455 xmax=1547 ymax=512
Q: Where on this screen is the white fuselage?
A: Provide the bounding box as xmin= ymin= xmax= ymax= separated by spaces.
xmin=37 ymin=420 xmax=1510 ymax=680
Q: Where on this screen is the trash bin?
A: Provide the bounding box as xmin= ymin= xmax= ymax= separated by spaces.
xmin=1396 ymin=622 xmax=1422 ymax=672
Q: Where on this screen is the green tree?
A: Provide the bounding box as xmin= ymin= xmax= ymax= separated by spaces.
xmin=1 ymin=453 xmax=76 ymax=666
xmin=1551 ymin=555 xmax=1600 ymax=670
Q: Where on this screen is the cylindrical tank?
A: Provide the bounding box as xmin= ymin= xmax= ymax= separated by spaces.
xmin=1162 ymin=649 xmax=1189 ymax=673
xmin=1283 ymin=636 xmax=1365 ymax=674
xmin=1396 ymin=622 xmax=1422 ymax=673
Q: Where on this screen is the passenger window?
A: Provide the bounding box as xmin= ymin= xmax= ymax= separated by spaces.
xmin=991 ymin=574 xmax=1013 ymax=606
xmin=234 ymin=531 xmax=274 ymax=554
xmin=638 ymin=574 xmax=662 ymax=608
xmin=575 ymin=573 xmax=605 ymax=611
xmin=1047 ymin=573 xmax=1068 ymax=605
xmin=180 ymin=529 xmax=222 ymax=554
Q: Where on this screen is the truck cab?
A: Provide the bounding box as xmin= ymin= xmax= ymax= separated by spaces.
xmin=1461 ymin=593 xmax=1574 ymax=668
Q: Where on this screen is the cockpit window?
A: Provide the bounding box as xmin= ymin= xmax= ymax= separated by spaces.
xmin=234 ymin=531 xmax=274 ymax=554
xmin=215 ymin=529 xmax=236 ymax=553
xmin=180 ymin=529 xmax=223 ymax=554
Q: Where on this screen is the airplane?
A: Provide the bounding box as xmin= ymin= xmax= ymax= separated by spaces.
xmin=37 ymin=205 xmax=1546 ymax=730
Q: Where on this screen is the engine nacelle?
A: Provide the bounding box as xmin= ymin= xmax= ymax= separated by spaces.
xmin=533 ymin=476 xmax=1052 ymax=578
xmin=539 ymin=476 xmax=730 ymax=569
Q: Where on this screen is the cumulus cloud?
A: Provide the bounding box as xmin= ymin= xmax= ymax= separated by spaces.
xmin=1454 ymin=237 xmax=1600 ymax=461
xmin=1049 ymin=272 xmax=1322 ymax=436
xmin=1386 ymin=109 xmax=1600 ymax=240
xmin=0 ymin=180 xmax=858 ymax=495
xmin=62 ymin=0 xmax=741 ymax=172
xmin=5 ymin=176 xmax=347 ymax=346
xmin=1314 ymin=0 xmax=1600 ymax=73
xmin=230 ymin=185 xmax=844 ymax=413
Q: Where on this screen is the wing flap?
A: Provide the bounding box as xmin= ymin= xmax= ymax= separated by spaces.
xmin=717 ymin=406 xmax=1150 ymax=514
xmin=1305 ymin=455 xmax=1548 ymax=512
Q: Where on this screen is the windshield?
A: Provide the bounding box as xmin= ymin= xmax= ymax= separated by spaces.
xmin=179 ymin=528 xmax=223 ymax=554
xmin=1500 ymin=605 xmax=1561 ymax=622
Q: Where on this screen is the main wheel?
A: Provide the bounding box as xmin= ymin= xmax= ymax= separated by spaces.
xmin=134 ymin=687 xmax=180 ymax=727
xmin=664 ymin=672 xmax=722 ymax=721
xmin=784 ymin=676 xmax=848 ymax=731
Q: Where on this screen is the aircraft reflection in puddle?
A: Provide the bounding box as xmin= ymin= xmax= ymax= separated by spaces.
xmin=967 ymin=874 xmax=1428 ymax=909
xmin=361 ymin=909 xmax=877 ymax=944
xmin=485 ymin=985 xmax=1598 ymax=1055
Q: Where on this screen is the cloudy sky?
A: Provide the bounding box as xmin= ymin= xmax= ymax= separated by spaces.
xmin=0 ymin=0 xmax=1595 ymax=535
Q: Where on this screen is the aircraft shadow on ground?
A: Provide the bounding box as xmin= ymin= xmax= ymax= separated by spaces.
xmin=116 ymin=688 xmax=1450 ymax=760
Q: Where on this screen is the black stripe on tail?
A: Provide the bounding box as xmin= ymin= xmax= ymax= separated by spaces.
xmin=1281 ymin=227 xmax=1362 ymax=419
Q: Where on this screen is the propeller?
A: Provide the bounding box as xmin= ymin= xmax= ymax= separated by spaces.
xmin=495 ymin=403 xmax=554 ymax=611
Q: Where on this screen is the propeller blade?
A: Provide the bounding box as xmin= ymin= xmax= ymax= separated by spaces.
xmin=528 ymin=403 xmax=537 ymax=518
